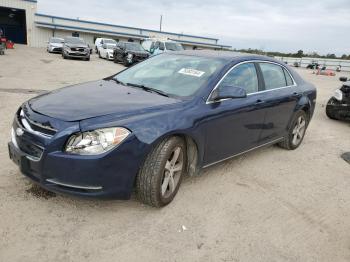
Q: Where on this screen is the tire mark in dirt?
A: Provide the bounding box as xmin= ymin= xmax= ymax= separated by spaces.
xmin=0 ymin=88 xmax=48 ymax=94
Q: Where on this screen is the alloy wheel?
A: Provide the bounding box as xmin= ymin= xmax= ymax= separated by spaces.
xmin=292 ymin=116 xmax=306 ymax=146
xmin=161 ymin=147 xmax=183 ymax=198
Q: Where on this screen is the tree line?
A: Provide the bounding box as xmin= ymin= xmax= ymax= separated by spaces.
xmin=234 ymin=48 xmax=350 ymax=60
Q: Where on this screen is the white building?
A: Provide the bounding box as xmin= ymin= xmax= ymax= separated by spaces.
xmin=0 ymin=0 xmax=231 ymax=50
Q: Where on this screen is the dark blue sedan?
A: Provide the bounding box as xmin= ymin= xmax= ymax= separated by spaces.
xmin=8 ymin=51 xmax=317 ymax=207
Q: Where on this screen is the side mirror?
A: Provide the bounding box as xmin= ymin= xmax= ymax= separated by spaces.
xmin=339 ymin=76 xmax=348 ymax=82
xmin=211 ymin=86 xmax=247 ymax=101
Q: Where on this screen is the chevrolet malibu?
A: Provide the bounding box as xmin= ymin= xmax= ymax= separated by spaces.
xmin=8 ymin=51 xmax=316 ymax=207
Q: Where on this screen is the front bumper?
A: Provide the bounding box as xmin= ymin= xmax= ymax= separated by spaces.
xmin=63 ymin=49 xmax=90 ymax=58
xmin=8 ymin=106 xmax=148 ymax=199
xmin=49 ymin=46 xmax=62 ymax=53
xmin=326 ymin=98 xmax=350 ymax=121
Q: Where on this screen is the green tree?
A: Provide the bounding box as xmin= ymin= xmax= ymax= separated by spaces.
xmin=295 ymin=50 xmax=304 ymax=58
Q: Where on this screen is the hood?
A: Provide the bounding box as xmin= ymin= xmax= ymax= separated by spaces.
xmin=65 ymin=43 xmax=88 ymax=48
xmin=128 ymin=50 xmax=149 ymax=56
xmin=28 ymin=80 xmax=180 ymax=122
xmin=50 ymin=43 xmax=63 ymax=47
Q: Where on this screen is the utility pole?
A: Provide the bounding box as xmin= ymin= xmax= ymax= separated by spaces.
xmin=160 ymin=15 xmax=163 ymax=32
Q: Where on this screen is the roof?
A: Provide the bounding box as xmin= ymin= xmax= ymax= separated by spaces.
xmin=171 ymin=50 xmax=271 ymax=61
xmin=35 ymin=13 xmax=219 ymax=41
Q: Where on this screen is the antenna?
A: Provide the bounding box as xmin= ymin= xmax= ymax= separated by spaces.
xmin=160 ymin=15 xmax=163 ymax=32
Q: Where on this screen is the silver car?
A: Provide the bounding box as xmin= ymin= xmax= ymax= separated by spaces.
xmin=47 ymin=37 xmax=64 ymax=53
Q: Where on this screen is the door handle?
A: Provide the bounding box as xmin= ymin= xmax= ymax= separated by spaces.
xmin=292 ymin=92 xmax=301 ymax=97
xmin=255 ymin=99 xmax=265 ymax=104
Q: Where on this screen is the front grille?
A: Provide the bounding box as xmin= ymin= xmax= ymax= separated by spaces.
xmin=71 ymin=48 xmax=85 ymax=52
xmin=18 ymin=109 xmax=57 ymax=137
xmin=18 ymin=137 xmax=43 ymax=159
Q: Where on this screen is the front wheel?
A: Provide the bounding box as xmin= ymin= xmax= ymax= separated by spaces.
xmin=278 ymin=110 xmax=308 ymax=150
xmin=123 ymin=56 xmax=131 ymax=67
xmin=326 ymin=98 xmax=339 ymax=120
xmin=136 ymin=137 xmax=186 ymax=207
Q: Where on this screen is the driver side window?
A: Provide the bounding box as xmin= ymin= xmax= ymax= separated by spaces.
xmin=217 ymin=63 xmax=258 ymax=94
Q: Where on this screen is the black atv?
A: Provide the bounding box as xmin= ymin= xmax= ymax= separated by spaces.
xmin=326 ymin=77 xmax=350 ymax=121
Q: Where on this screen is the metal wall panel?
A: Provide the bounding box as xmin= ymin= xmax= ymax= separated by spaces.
xmin=0 ymin=0 xmax=230 ymax=50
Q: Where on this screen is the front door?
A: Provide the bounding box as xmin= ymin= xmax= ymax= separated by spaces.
xmin=202 ymin=62 xmax=267 ymax=165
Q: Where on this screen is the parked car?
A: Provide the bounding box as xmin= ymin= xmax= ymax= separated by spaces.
xmin=326 ymin=77 xmax=350 ymax=121
xmin=8 ymin=51 xmax=316 ymax=207
xmin=99 ymin=43 xmax=116 ymax=60
xmin=113 ymin=42 xmax=149 ymax=66
xmin=306 ymin=62 xmax=319 ymax=69
xmin=95 ymin=38 xmax=117 ymax=55
xmin=293 ymin=62 xmax=300 ymax=67
xmin=142 ymin=39 xmax=184 ymax=55
xmin=47 ymin=37 xmax=64 ymax=53
xmin=62 ymin=37 xmax=90 ymax=61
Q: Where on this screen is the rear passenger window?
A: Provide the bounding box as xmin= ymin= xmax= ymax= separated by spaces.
xmin=217 ymin=63 xmax=258 ymax=94
xmin=259 ymin=63 xmax=287 ymax=90
xmin=283 ymin=68 xmax=294 ymax=86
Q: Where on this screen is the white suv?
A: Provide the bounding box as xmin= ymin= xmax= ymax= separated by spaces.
xmin=95 ymin=38 xmax=117 ymax=54
xmin=141 ymin=39 xmax=184 ymax=55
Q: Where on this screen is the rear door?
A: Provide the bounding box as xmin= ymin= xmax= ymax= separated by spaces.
xmin=257 ymin=62 xmax=300 ymax=143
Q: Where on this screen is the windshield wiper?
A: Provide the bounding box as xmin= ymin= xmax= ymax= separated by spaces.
xmin=112 ymin=78 xmax=127 ymax=86
xmin=126 ymin=83 xmax=169 ymax=97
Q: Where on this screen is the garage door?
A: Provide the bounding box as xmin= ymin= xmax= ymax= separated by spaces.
xmin=0 ymin=6 xmax=27 ymax=44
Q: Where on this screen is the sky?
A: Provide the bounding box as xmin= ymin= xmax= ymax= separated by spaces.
xmin=37 ymin=0 xmax=350 ymax=55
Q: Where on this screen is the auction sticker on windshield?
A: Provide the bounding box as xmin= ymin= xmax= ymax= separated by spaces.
xmin=178 ymin=68 xmax=205 ymax=77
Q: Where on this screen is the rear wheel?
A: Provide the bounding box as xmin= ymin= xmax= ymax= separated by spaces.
xmin=136 ymin=137 xmax=186 ymax=207
xmin=278 ymin=110 xmax=308 ymax=150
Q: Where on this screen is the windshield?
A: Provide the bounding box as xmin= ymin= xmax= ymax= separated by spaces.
xmin=106 ymin=44 xmax=116 ymax=49
xmin=125 ymin=43 xmax=144 ymax=51
xmin=64 ymin=37 xmax=85 ymax=44
xmin=104 ymin=39 xmax=117 ymax=44
xmin=50 ymin=38 xmax=63 ymax=43
xmin=165 ymin=42 xmax=184 ymax=51
xmin=114 ymin=54 xmax=225 ymax=97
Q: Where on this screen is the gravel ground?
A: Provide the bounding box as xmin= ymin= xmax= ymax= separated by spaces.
xmin=0 ymin=46 xmax=350 ymax=262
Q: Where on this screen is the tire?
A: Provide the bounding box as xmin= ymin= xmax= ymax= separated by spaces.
xmin=85 ymin=56 xmax=90 ymax=61
xmin=62 ymin=53 xmax=67 ymax=59
xmin=136 ymin=136 xmax=186 ymax=207
xmin=278 ymin=110 xmax=308 ymax=150
xmin=326 ymin=98 xmax=339 ymax=120
xmin=98 ymin=51 xmax=101 ymax=58
xmin=123 ymin=56 xmax=130 ymax=67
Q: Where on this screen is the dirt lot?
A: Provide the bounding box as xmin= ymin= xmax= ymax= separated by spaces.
xmin=0 ymin=46 xmax=349 ymax=262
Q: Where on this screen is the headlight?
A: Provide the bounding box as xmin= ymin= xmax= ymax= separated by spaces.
xmin=333 ymin=89 xmax=343 ymax=101
xmin=65 ymin=127 xmax=130 ymax=155
xmin=127 ymin=53 xmax=133 ymax=59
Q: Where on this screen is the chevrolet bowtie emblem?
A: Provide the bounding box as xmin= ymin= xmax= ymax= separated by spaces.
xmin=16 ymin=128 xmax=24 ymax=137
